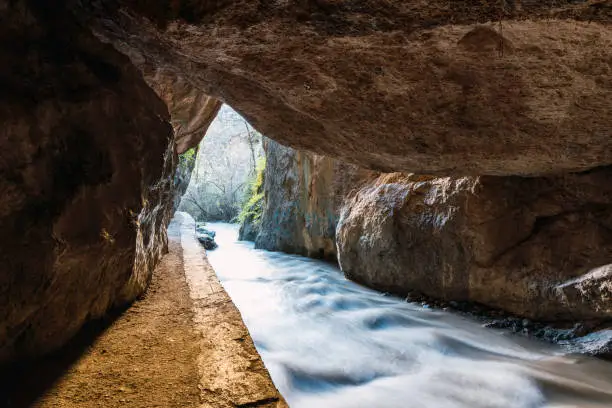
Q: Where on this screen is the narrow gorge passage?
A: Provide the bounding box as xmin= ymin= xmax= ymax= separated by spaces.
xmin=2 ymin=215 xmax=283 ymax=408
xmin=207 ymin=223 xmax=612 ymax=408
xmin=2 ymin=2 xmax=611 ymax=407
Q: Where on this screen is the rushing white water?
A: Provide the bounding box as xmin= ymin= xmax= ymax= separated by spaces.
xmin=206 ymin=223 xmax=612 ymax=408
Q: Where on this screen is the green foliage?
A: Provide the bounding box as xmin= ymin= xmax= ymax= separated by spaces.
xmin=175 ymin=147 xmax=198 ymax=194
xmin=237 ymin=157 xmax=266 ymax=224
xmin=179 ymin=147 xmax=197 ymax=170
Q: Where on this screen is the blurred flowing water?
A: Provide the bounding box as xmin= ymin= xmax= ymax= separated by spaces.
xmin=206 ymin=223 xmax=612 ymax=408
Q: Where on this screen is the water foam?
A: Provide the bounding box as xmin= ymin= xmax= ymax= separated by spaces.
xmin=206 ymin=223 xmax=612 ymax=408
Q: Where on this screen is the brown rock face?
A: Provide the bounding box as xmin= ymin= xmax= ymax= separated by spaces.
xmin=255 ymin=140 xmax=375 ymax=260
xmin=78 ymin=0 xmax=612 ymax=175
xmin=143 ymin=69 xmax=222 ymax=154
xmin=250 ymin=140 xmax=612 ymax=322
xmin=141 ymin=71 xmax=221 ymax=211
xmin=0 ymin=1 xmax=177 ymax=363
xmin=337 ymin=169 xmax=612 ymax=321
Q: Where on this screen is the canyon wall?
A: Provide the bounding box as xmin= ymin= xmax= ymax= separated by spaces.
xmin=237 ymin=160 xmax=265 ymax=242
xmin=254 ymin=142 xmax=612 ymax=323
xmin=337 ymin=170 xmax=612 ymax=322
xmin=0 ymin=1 xmax=217 ymax=363
xmin=254 ymin=140 xmax=375 ymax=260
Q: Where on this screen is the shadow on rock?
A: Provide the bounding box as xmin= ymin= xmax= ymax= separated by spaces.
xmin=0 ymin=310 xmax=123 ymax=408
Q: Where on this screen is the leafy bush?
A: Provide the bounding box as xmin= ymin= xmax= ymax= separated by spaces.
xmin=178 ymin=105 xmax=264 ymax=222
xmin=179 ymin=147 xmax=197 ymax=169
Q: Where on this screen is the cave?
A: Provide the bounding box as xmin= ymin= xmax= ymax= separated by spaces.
xmin=1 ymin=0 xmax=612 ymax=406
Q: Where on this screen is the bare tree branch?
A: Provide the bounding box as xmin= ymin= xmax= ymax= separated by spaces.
xmin=243 ymin=119 xmax=257 ymax=175
xmin=183 ymin=192 xmax=207 ymax=216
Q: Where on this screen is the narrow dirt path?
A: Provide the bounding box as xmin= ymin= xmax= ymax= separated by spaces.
xmin=4 ymin=215 xmax=285 ymax=408
xmin=177 ymin=212 xmax=286 ymax=408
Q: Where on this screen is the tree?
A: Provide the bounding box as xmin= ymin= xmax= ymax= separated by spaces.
xmin=243 ymin=120 xmax=259 ymax=176
xmin=178 ymin=105 xmax=264 ymax=222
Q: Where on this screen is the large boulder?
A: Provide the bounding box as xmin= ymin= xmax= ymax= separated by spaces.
xmin=238 ymin=217 xmax=260 ymax=242
xmin=337 ymin=169 xmax=612 ymax=322
xmin=78 ymin=0 xmax=612 ymax=176
xmin=0 ymin=1 xmax=177 ymax=363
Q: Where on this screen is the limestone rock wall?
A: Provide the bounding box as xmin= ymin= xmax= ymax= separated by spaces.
xmin=0 ymin=1 xmax=177 ymax=363
xmin=255 ymin=140 xmax=375 ymax=260
xmin=78 ymin=0 xmax=612 ymax=176
xmin=173 ymin=147 xmax=198 ymax=212
xmin=337 ymin=170 xmax=612 ymax=322
xmin=255 ymin=140 xmax=323 ymax=257
xmin=238 ymin=216 xmax=260 ymax=242
xmin=238 ymin=167 xmax=265 ymax=242
xmin=256 ymin=139 xmax=612 ymax=323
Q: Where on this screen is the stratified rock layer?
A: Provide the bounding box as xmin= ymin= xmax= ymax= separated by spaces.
xmin=80 ymin=0 xmax=612 ymax=175
xmin=0 ymin=1 xmax=176 ymax=363
xmin=337 ymin=170 xmax=612 ymax=322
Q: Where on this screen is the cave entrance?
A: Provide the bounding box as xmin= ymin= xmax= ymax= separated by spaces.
xmin=178 ymin=104 xmax=264 ymax=230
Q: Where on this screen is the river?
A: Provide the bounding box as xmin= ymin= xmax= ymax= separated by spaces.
xmin=205 ymin=223 xmax=612 ymax=408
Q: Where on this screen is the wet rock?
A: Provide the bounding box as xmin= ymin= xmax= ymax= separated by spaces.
xmin=196 ymin=226 xmax=218 ymax=250
xmin=238 ymin=219 xmax=260 ymax=242
xmin=567 ymin=330 xmax=612 ymax=358
xmin=197 ymin=235 xmax=217 ymax=250
xmin=337 ymin=169 xmax=612 ymax=322
xmin=402 ymin=286 xmax=612 ymax=355
xmin=196 ymin=224 xmax=216 ymax=238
